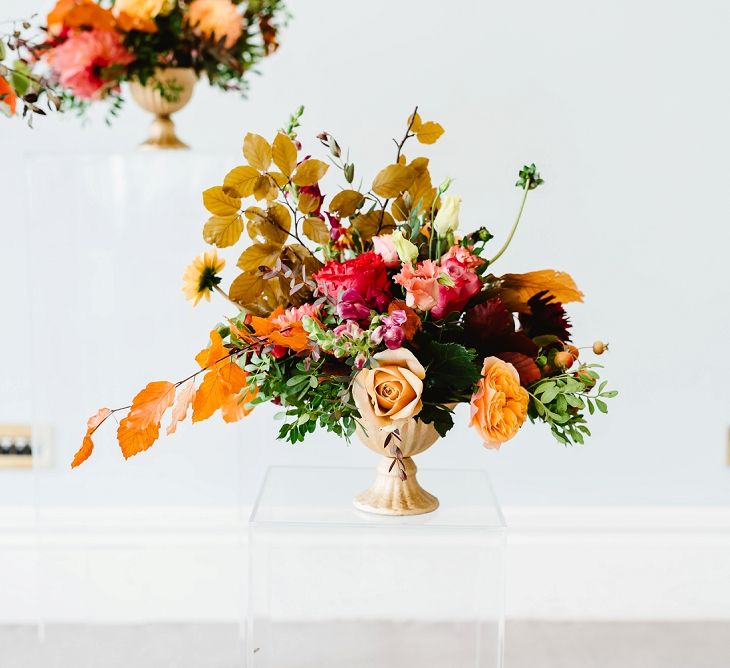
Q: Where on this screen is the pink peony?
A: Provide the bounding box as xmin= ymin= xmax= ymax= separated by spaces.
xmin=46 ymin=30 xmax=134 ymax=100
xmin=372 ymin=234 xmax=400 ymax=267
xmin=393 ymin=260 xmax=441 ymax=312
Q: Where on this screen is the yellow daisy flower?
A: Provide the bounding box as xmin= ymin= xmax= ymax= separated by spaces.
xmin=182 ymin=250 xmax=225 ymax=306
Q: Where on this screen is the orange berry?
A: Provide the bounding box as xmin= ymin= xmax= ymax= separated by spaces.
xmin=592 ymin=341 xmax=608 ymax=355
xmin=554 ymin=351 xmax=575 ymax=370
xmin=567 ymin=344 xmax=579 ymax=359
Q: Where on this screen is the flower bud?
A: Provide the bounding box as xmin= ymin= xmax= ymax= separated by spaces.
xmin=433 ymin=195 xmax=461 ymax=237
xmin=391 ymin=229 xmax=419 ymax=265
xmin=344 ymin=163 xmax=354 ymax=183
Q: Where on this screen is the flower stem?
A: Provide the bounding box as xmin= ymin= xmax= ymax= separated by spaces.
xmin=489 ymin=180 xmax=531 ymax=266
xmin=214 ymin=284 xmax=242 ymax=309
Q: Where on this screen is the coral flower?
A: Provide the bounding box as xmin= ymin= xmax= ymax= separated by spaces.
xmin=45 ymin=30 xmax=134 ymax=99
xmin=187 ymin=0 xmax=243 ymax=48
xmin=393 ymin=260 xmax=441 ymax=312
xmin=182 ymin=250 xmax=225 ymax=306
xmin=470 ymin=357 xmax=529 ymax=449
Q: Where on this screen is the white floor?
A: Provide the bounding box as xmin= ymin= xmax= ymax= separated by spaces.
xmin=4 ymin=622 xmax=729 ymax=667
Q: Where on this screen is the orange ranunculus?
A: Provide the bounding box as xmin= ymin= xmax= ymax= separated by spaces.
xmin=470 ymin=356 xmax=529 ymax=449
xmin=249 ymin=305 xmax=316 ymax=353
xmin=186 ymin=0 xmax=243 ymax=48
xmin=0 ymin=77 xmax=17 ymax=115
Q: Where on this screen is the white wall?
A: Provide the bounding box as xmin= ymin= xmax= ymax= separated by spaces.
xmin=1 ymin=0 xmax=729 ymax=512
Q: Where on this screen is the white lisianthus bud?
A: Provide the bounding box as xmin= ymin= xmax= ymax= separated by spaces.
xmin=391 ymin=229 xmax=419 ymax=264
xmin=433 ymin=195 xmax=461 ymax=237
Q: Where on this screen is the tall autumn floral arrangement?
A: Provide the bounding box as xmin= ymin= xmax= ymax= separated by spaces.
xmin=73 ymin=106 xmax=616 ymax=468
xmin=0 ymin=0 xmax=285 ymax=123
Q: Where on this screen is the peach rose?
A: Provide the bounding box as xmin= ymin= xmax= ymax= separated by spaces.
xmin=470 ymin=357 xmax=529 ymax=449
xmin=186 ymin=0 xmax=243 ymax=48
xmin=353 ymin=348 xmax=425 ymax=432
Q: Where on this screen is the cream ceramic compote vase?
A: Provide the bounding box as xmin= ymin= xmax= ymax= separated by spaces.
xmin=353 ymin=417 xmax=441 ymax=516
xmin=129 ymin=67 xmax=196 ymax=150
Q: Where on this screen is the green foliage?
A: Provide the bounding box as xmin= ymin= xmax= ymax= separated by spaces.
xmin=516 ymin=163 xmax=544 ymax=190
xmin=418 ymin=402 xmax=454 ymax=437
xmin=243 ymin=352 xmax=358 ymax=444
xmin=414 ymin=336 xmax=481 ymax=402
xmin=527 ymin=365 xmax=617 ymax=445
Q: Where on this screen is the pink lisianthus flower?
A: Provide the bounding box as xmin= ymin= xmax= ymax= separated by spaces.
xmin=371 ymin=310 xmax=407 ymax=350
xmin=46 ymin=30 xmax=134 ymax=100
xmin=393 ymin=260 xmax=441 ymax=312
xmin=372 ymin=233 xmax=400 ymax=267
xmin=441 ymin=244 xmax=485 ymax=271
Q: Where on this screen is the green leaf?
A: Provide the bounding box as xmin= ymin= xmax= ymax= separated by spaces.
xmin=414 ymin=336 xmax=480 ymax=393
xmin=595 ymin=399 xmax=608 ymax=413
xmin=417 ymin=403 xmax=454 ymax=437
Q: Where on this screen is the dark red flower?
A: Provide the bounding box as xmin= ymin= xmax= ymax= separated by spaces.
xmin=519 ymin=291 xmax=572 ymax=342
xmin=314 ymin=251 xmax=392 ymax=311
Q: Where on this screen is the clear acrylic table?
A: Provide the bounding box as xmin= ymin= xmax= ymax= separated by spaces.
xmin=248 ymin=466 xmax=506 ymax=668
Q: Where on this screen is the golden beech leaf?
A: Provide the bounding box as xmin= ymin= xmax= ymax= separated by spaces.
xmin=203 ymin=214 xmax=243 ymax=248
xmin=253 ymin=174 xmax=278 ymax=201
xmin=266 ymin=203 xmax=292 ymax=241
xmin=408 ymin=111 xmax=422 ymax=131
xmin=371 ymin=164 xmax=417 ymax=198
xmin=303 ymin=217 xmax=330 ymax=245
xmin=166 ymin=379 xmax=195 ymax=436
xmin=351 ymin=210 xmax=396 ymax=241
xmin=237 ymin=242 xmax=283 ymax=272
xmin=71 ymin=407 xmax=111 ymax=468
xmin=243 ymin=279 xmax=286 ymax=316
xmin=497 ymin=270 xmax=584 ymax=313
xmin=272 ymin=132 xmax=297 ymax=177
xmin=229 ymin=271 xmax=265 ymax=304
xmin=329 ymin=190 xmax=364 ymax=218
xmin=192 ymin=358 xmax=249 ymax=423
xmin=223 ymin=165 xmax=260 ymax=197
xmin=292 ymin=159 xmax=329 ymax=187
xmin=416 ymin=121 xmax=445 ymax=145
xmin=268 ymin=171 xmax=288 ymax=188
xmin=203 ymin=186 xmax=241 ymax=216
xmin=116 ymin=381 xmax=176 ymax=460
xmin=243 ymin=133 xmax=272 ymax=171
xmin=298 ymin=192 xmax=320 ymax=214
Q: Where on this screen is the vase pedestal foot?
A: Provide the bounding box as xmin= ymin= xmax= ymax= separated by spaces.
xmin=139 ymin=114 xmax=189 ymax=150
xmin=354 ymin=456 xmax=439 ymax=516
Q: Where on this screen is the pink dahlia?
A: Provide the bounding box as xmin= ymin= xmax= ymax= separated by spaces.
xmin=46 ymin=30 xmax=134 ymax=100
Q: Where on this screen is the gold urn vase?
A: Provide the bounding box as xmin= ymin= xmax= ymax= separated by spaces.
xmin=129 ymin=67 xmax=197 ymax=150
xmin=354 ymin=417 xmax=441 ymax=516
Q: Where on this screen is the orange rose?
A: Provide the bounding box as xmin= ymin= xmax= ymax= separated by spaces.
xmin=186 ymin=0 xmax=243 ymax=48
xmin=353 ymin=348 xmax=425 ymax=432
xmin=470 ymin=357 xmax=529 ymax=448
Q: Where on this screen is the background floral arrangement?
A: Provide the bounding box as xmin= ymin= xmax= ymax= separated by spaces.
xmin=73 ymin=106 xmax=615 ymax=469
xmin=0 ymin=0 xmax=285 ymax=123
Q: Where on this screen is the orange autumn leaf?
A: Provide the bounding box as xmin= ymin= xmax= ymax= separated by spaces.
xmin=0 ymin=76 xmax=18 ymax=115
xmin=496 ymin=270 xmax=584 ymax=313
xmin=195 ymin=329 xmax=232 ymax=369
xmin=221 ymin=384 xmax=258 ymax=423
xmin=49 ymin=0 xmax=117 ymax=31
xmin=71 ymin=407 xmax=111 ymax=468
xmin=117 ymin=381 xmax=176 ymax=459
xmin=250 ymin=307 xmax=312 ymax=352
xmin=166 ymin=379 xmax=195 ymax=435
xmin=115 ymin=11 xmax=158 ymax=33
xmin=192 ymin=357 xmax=249 ymax=423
